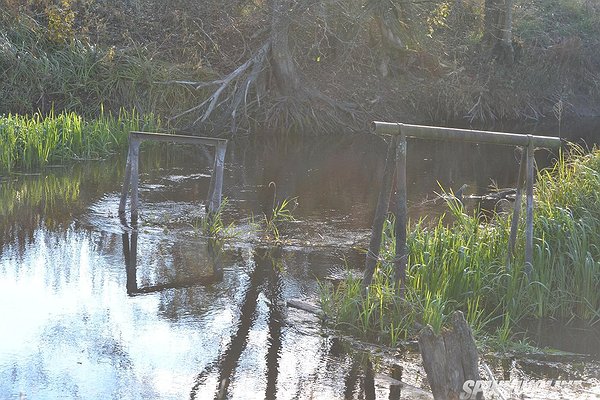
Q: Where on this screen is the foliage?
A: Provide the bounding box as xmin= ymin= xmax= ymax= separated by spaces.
xmin=264 ymin=195 xmax=297 ymax=243
xmin=0 ymin=108 xmax=159 ymax=171
xmin=0 ymin=8 xmax=212 ymax=120
xmin=46 ymin=0 xmax=76 ymax=43
xmin=2 ymin=0 xmax=600 ymax=131
xmin=322 ymin=146 xmax=600 ymax=346
xmin=191 ymin=198 xmax=237 ymax=239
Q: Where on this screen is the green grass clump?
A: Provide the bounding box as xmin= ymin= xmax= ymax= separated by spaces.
xmin=321 ymin=146 xmax=600 ymax=347
xmin=0 ymin=108 xmax=159 ymax=171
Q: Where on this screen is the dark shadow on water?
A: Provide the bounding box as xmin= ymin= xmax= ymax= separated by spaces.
xmin=189 ymin=248 xmax=284 ymax=400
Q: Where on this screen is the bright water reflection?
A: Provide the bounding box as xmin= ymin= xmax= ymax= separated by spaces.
xmin=0 ymin=129 xmax=598 ymax=399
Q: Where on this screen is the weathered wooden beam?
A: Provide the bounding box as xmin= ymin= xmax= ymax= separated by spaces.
xmin=525 ymin=142 xmax=535 ymax=278
xmin=120 ymin=131 xmax=228 ymax=224
xmin=363 ymin=136 xmax=397 ymax=289
xmin=393 ymin=131 xmax=408 ymax=297
xmin=207 ymin=141 xmax=227 ymax=214
xmin=130 ymin=131 xmax=227 ymax=147
xmin=372 ymin=121 xmax=561 ymax=149
xmin=506 ymin=147 xmax=527 ymax=270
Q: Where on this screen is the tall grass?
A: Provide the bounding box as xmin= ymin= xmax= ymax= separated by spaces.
xmin=0 ymin=108 xmax=159 ymax=171
xmin=321 ymin=146 xmax=600 ymax=347
xmin=0 ymin=9 xmax=212 ymax=119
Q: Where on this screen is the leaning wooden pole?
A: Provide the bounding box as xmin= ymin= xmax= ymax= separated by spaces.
xmin=393 ymin=131 xmax=408 ymax=297
xmin=208 ymin=141 xmax=227 ymax=214
xmin=506 ymin=147 xmax=527 ymax=270
xmin=524 ymin=141 xmax=535 ymax=278
xmin=363 ymin=136 xmax=397 ymax=289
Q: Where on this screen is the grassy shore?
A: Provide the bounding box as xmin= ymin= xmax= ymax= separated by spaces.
xmin=0 ymin=109 xmax=159 ymax=171
xmin=321 ymin=146 xmax=600 ymax=347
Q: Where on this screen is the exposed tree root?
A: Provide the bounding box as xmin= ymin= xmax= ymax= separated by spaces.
xmin=169 ymin=41 xmax=271 ymax=132
xmin=168 ymin=40 xmax=362 ymax=135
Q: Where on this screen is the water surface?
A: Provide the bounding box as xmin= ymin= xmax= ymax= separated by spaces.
xmin=1 ymin=126 xmax=599 ymax=399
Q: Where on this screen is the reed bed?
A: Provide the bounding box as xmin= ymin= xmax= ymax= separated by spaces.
xmin=0 ymin=109 xmax=159 ymax=171
xmin=321 ymin=146 xmax=600 ymax=347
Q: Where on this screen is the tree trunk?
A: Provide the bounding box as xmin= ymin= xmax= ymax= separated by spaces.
xmin=483 ymin=0 xmax=514 ymax=64
xmin=499 ymin=0 xmax=515 ymax=64
xmin=418 ymin=311 xmax=483 ymax=400
xmin=270 ymin=0 xmax=301 ymax=95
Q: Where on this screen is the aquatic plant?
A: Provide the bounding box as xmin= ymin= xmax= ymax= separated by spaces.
xmin=0 ymin=108 xmax=159 ymax=171
xmin=189 ymin=198 xmax=237 ymax=239
xmin=321 ymin=146 xmax=600 ymax=346
xmin=264 ymin=195 xmax=297 ymax=243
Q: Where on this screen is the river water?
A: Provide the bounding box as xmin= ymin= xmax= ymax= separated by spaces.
xmin=1 ymin=124 xmax=599 ymax=399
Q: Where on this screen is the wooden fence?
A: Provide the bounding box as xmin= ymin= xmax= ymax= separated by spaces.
xmin=118 ymin=131 xmax=227 ymax=224
xmin=365 ymin=122 xmax=562 ymax=295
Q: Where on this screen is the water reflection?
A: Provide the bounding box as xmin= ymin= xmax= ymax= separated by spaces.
xmin=2 ymin=124 xmax=600 ymax=398
xmin=122 ymin=232 xmax=223 ymax=296
xmin=189 ymin=248 xmax=285 ymax=400
xmin=0 ymin=161 xmax=124 ymax=257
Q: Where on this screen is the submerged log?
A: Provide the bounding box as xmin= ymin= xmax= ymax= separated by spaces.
xmin=286 ymin=299 xmax=323 ymax=317
xmin=418 ymin=311 xmax=482 ymax=400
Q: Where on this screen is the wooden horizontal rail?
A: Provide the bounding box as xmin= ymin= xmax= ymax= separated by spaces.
xmin=130 ymin=131 xmax=227 ymax=146
xmin=119 ymin=131 xmax=228 ymax=224
xmin=372 ymin=122 xmax=562 ymax=148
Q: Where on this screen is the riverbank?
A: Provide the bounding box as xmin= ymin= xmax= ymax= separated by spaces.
xmin=1 ymin=1 xmax=599 ymax=135
xmin=320 ymin=146 xmax=600 ymax=351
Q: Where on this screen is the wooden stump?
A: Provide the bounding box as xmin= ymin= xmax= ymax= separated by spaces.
xmin=418 ymin=311 xmax=482 ymax=400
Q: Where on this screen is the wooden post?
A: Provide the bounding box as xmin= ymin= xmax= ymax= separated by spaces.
xmin=525 ymin=140 xmax=535 ymax=278
xmin=118 ymin=132 xmax=227 ymax=223
xmin=506 ymin=147 xmax=527 ymax=270
xmin=363 ymin=136 xmax=397 ymax=289
xmin=208 ymin=141 xmax=227 ymax=214
xmin=206 ymin=154 xmax=217 ymax=214
xmin=418 ymin=311 xmax=482 ymax=400
xmin=118 ymin=141 xmax=133 ymax=220
xmin=393 ymin=131 xmax=408 ymax=296
xmin=130 ymin=138 xmax=141 ymax=224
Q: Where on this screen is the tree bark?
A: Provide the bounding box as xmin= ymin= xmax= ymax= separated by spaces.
xmin=270 ymin=0 xmax=301 ymax=95
xmin=418 ymin=311 xmax=483 ymax=400
xmin=483 ymin=0 xmax=514 ymax=64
